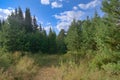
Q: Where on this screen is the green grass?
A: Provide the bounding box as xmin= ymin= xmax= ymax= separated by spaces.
xmin=0 ymin=51 xmax=120 ymax=80
xmin=31 ymin=53 xmax=62 ymax=67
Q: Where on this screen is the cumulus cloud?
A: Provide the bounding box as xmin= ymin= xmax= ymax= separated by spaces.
xmin=54 ymin=10 xmax=84 ymax=31
xmin=73 ymin=6 xmax=78 ymax=10
xmin=78 ymin=0 xmax=101 ymax=9
xmin=51 ymin=2 xmax=63 ymax=8
xmin=41 ymin=0 xmax=50 ymax=5
xmin=44 ymin=25 xmax=53 ymax=33
xmin=0 ymin=7 xmax=14 ymax=20
xmin=40 ymin=0 xmax=63 ymax=8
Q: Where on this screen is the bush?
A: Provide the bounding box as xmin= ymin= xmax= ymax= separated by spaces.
xmin=102 ymin=62 xmax=120 ymax=75
xmin=90 ymin=48 xmax=120 ymax=71
xmin=0 ymin=53 xmax=12 ymax=70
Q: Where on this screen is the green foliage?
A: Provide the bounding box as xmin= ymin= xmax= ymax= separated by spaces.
xmin=102 ymin=0 xmax=120 ymax=51
xmin=0 ymin=20 xmax=1 ymax=30
xmin=0 ymin=1 xmax=120 ymax=79
xmin=48 ymin=28 xmax=57 ymax=54
xmin=0 ymin=53 xmax=12 ymax=70
xmin=0 ymin=7 xmax=63 ymax=53
xmin=33 ymin=16 xmax=38 ymax=31
xmin=102 ymin=62 xmax=120 ymax=74
xmin=57 ymin=29 xmax=67 ymax=53
xmin=90 ymin=48 xmax=120 ymax=69
xmin=65 ymin=20 xmax=83 ymax=51
xmin=0 ymin=23 xmax=24 ymax=51
xmin=25 ymin=8 xmax=33 ymax=32
xmin=102 ymin=0 xmax=120 ymax=20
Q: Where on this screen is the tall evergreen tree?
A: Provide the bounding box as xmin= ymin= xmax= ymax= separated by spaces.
xmin=41 ymin=29 xmax=48 ymax=53
xmin=65 ymin=20 xmax=83 ymax=51
xmin=48 ymin=28 xmax=57 ymax=53
xmin=18 ymin=7 xmax=24 ymax=21
xmin=33 ymin=16 xmax=38 ymax=31
xmin=57 ymin=29 xmax=67 ymax=53
xmin=39 ymin=24 xmax=42 ymax=31
xmin=102 ymin=0 xmax=120 ymax=20
xmin=25 ymin=8 xmax=33 ymax=32
xmin=102 ymin=0 xmax=120 ymax=51
xmin=0 ymin=20 xmax=1 ymax=30
xmin=18 ymin=7 xmax=25 ymax=30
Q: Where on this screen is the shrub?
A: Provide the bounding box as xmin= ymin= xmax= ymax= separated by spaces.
xmin=102 ymin=62 xmax=120 ymax=75
xmin=0 ymin=53 xmax=12 ymax=70
xmin=15 ymin=56 xmax=38 ymax=79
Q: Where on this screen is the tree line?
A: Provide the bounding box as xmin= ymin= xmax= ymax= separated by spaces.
xmin=0 ymin=0 xmax=120 ymax=57
xmin=0 ymin=7 xmax=67 ymax=53
xmin=65 ymin=0 xmax=120 ymax=70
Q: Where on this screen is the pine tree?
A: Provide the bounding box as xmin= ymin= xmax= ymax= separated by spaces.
xmin=48 ymin=28 xmax=57 ymax=53
xmin=39 ymin=24 xmax=42 ymax=31
xmin=15 ymin=8 xmax=18 ymax=16
xmin=65 ymin=20 xmax=83 ymax=51
xmin=102 ymin=0 xmax=120 ymax=51
xmin=33 ymin=16 xmax=38 ymax=31
xmin=0 ymin=20 xmax=1 ymax=30
xmin=25 ymin=8 xmax=33 ymax=32
xmin=57 ymin=29 xmax=67 ymax=53
xmin=0 ymin=22 xmax=23 ymax=51
xmin=102 ymin=0 xmax=120 ymax=20
xmin=18 ymin=7 xmax=24 ymax=21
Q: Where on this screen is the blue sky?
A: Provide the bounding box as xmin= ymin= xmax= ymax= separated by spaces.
xmin=0 ymin=0 xmax=104 ymax=33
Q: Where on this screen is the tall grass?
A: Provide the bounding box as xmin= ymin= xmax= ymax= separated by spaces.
xmin=0 ymin=51 xmax=119 ymax=80
xmin=0 ymin=51 xmax=38 ymax=80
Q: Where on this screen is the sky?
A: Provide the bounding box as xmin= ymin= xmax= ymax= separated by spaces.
xmin=0 ymin=0 xmax=104 ymax=33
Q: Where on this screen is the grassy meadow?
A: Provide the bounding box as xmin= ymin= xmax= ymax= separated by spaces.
xmin=0 ymin=51 xmax=119 ymax=80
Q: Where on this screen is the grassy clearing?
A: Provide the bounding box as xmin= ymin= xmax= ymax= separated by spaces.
xmin=0 ymin=51 xmax=120 ymax=80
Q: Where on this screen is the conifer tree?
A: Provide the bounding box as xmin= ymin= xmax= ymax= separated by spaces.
xmin=33 ymin=16 xmax=38 ymax=31
xmin=102 ymin=0 xmax=120 ymax=51
xmin=18 ymin=7 xmax=24 ymax=21
xmin=65 ymin=20 xmax=83 ymax=51
xmin=0 ymin=20 xmax=1 ymax=30
xmin=25 ymin=8 xmax=33 ymax=32
xmin=48 ymin=28 xmax=57 ymax=53
xmin=57 ymin=29 xmax=67 ymax=53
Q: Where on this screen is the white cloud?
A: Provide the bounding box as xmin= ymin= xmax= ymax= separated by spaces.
xmin=0 ymin=8 xmax=14 ymax=20
xmin=56 ymin=21 xmax=70 ymax=31
xmin=51 ymin=2 xmax=63 ymax=8
xmin=41 ymin=0 xmax=50 ymax=5
xmin=40 ymin=0 xmax=64 ymax=9
xmin=38 ymin=20 xmax=43 ymax=25
xmin=73 ymin=6 xmax=78 ymax=10
xmin=78 ymin=0 xmax=100 ymax=9
xmin=46 ymin=22 xmax=51 ymax=25
xmin=44 ymin=25 xmax=53 ymax=33
xmin=54 ymin=10 xmax=84 ymax=31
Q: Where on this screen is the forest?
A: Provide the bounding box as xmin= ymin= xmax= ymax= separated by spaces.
xmin=0 ymin=0 xmax=120 ymax=80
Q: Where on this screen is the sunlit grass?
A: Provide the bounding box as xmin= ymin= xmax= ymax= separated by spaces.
xmin=0 ymin=51 xmax=120 ymax=80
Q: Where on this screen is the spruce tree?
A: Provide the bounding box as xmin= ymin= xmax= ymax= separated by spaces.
xmin=48 ymin=28 xmax=57 ymax=53
xmin=18 ymin=7 xmax=24 ymax=21
xmin=65 ymin=20 xmax=83 ymax=51
xmin=0 ymin=20 xmax=1 ymax=30
xmin=102 ymin=0 xmax=120 ymax=51
xmin=57 ymin=29 xmax=67 ymax=53
xmin=33 ymin=16 xmax=38 ymax=31
xmin=25 ymin=8 xmax=33 ymax=32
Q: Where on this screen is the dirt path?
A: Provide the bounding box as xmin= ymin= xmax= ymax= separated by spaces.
xmin=33 ymin=67 xmax=61 ymax=80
